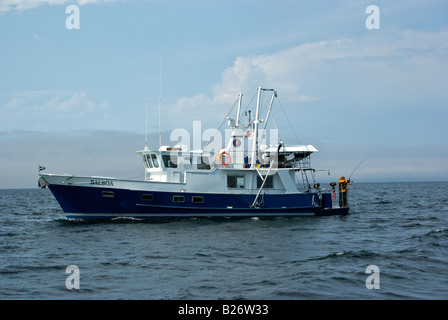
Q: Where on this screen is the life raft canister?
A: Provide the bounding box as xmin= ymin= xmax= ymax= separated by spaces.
xmin=217 ymin=150 xmax=231 ymax=166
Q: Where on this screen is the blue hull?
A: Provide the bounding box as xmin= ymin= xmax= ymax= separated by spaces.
xmin=48 ymin=185 xmax=348 ymax=220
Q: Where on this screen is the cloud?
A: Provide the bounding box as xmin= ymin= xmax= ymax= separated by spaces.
xmin=214 ymin=28 xmax=446 ymax=97
xmin=40 ymin=91 xmax=109 ymax=115
xmin=0 ymin=0 xmax=122 ymax=13
xmin=0 ymin=91 xmax=112 ymax=132
xmin=165 ymin=27 xmax=448 ymax=140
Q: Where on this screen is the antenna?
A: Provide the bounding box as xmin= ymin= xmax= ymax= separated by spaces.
xmin=158 ymin=53 xmax=162 ymax=149
xmin=144 ymin=99 xmax=149 ymax=150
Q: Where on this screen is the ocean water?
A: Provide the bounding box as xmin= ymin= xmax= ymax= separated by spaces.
xmin=0 ymin=182 xmax=447 ymax=300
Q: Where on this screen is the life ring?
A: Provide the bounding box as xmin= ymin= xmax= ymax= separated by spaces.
xmin=217 ymin=150 xmax=231 ymax=166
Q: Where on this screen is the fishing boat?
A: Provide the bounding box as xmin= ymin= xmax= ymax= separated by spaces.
xmin=38 ymin=87 xmax=349 ymax=220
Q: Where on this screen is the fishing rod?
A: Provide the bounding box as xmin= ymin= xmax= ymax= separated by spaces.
xmin=348 ymin=156 xmax=370 ymax=180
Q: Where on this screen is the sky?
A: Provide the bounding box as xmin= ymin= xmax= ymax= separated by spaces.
xmin=1 ymin=0 xmax=448 ymax=188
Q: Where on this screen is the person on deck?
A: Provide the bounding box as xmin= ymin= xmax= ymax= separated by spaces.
xmin=338 ymin=176 xmax=350 ymax=208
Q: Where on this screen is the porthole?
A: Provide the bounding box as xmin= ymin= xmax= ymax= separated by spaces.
xmin=102 ymin=191 xmax=114 ymax=198
xmin=173 ymin=195 xmax=185 ymax=203
xmin=141 ymin=194 xmax=154 ymax=201
xmin=192 ymin=196 xmax=204 ymax=204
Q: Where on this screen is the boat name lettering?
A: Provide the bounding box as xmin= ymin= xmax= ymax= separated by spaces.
xmin=90 ymin=179 xmax=114 ymax=186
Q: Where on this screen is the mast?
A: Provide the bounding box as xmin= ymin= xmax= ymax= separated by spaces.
xmin=236 ymin=93 xmax=243 ymax=125
xmin=251 ymin=87 xmax=262 ymax=168
xmin=158 ymin=53 xmax=163 ymax=149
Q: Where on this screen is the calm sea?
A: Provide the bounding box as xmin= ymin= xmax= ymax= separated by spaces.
xmin=1 ymin=182 xmax=447 ymax=300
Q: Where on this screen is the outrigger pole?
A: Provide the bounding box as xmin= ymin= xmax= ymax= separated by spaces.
xmin=251 ymin=87 xmax=262 ymax=169
xmin=250 ymin=87 xmax=276 ymax=169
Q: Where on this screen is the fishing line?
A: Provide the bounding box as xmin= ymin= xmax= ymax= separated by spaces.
xmin=348 ymin=155 xmax=375 ymax=180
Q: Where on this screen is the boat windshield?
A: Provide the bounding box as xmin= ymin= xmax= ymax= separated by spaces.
xmin=143 ymin=153 xmax=161 ymax=169
xmin=151 ymin=154 xmax=159 ymax=168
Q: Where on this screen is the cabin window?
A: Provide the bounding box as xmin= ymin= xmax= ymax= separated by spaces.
xmin=162 ymin=154 xmax=178 ymax=168
xmin=257 ymin=175 xmax=274 ymax=188
xmin=173 ymin=195 xmax=185 ymax=203
xmin=141 ymin=194 xmax=154 ymax=201
xmin=192 ymin=196 xmax=204 ymax=204
xmin=227 ymin=175 xmax=245 ymax=189
xmin=151 ymin=154 xmax=159 ymax=168
xmin=102 ymin=191 xmax=114 ymax=198
xmin=144 ymin=154 xmax=153 ymax=168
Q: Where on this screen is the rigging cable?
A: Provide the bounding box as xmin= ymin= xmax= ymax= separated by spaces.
xmin=203 ymin=96 xmax=240 ymax=150
xmin=276 ymin=96 xmax=301 ymax=145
